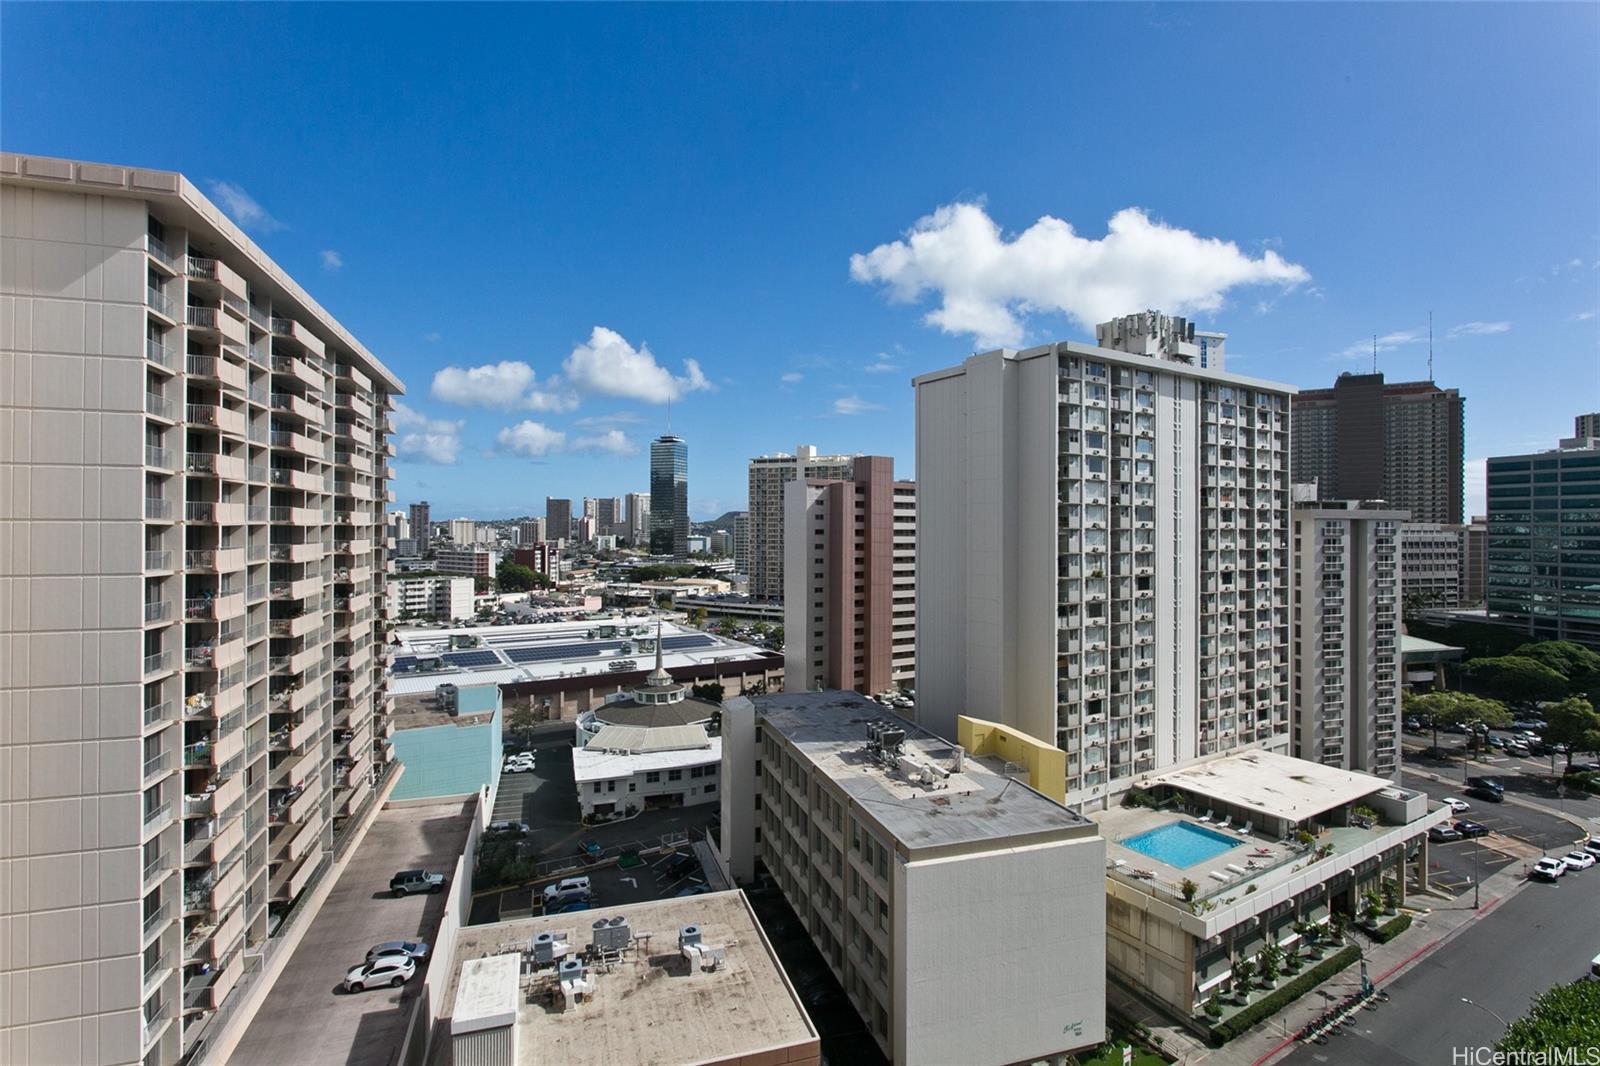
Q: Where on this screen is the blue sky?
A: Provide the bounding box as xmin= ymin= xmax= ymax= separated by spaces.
xmin=4 ymin=3 xmax=1596 ymax=521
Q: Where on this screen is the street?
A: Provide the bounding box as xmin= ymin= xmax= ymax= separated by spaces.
xmin=1279 ymin=872 xmax=1600 ymax=1066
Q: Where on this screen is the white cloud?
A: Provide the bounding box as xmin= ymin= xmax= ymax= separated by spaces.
xmin=1574 ymin=310 xmax=1597 ymax=322
xmin=205 ymin=180 xmax=283 ymax=233
xmin=574 ymin=411 xmax=643 ymax=427
xmin=390 ymin=402 xmax=463 ymax=465
xmin=562 ymin=326 xmax=713 ymax=404
xmin=1333 ymin=329 xmax=1424 ymax=361
xmin=1448 ymin=321 xmax=1511 ymax=338
xmin=495 ymin=420 xmax=567 ymax=459
xmin=320 ymin=249 xmax=343 ymax=271
xmin=833 ymin=395 xmax=883 ymax=416
xmin=430 ymin=360 xmax=577 ymax=413
xmin=849 ymin=202 xmax=1310 ymax=348
xmin=573 ymin=429 xmax=638 ymax=456
xmin=423 ymin=331 xmax=443 ymax=342
xmin=863 ymin=354 xmax=901 ymax=373
xmin=781 ymin=372 xmax=804 ymax=383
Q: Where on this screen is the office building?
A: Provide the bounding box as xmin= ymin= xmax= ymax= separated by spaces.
xmin=747 ymin=445 xmax=857 ymax=601
xmin=0 ymin=153 xmax=398 ymax=1065
xmin=1291 ymin=498 xmax=1405 ymax=777
xmin=545 ymin=497 xmax=572 ymax=543
xmin=914 ymin=312 xmax=1294 ymax=806
xmin=518 ymin=517 xmax=546 ymax=545
xmin=1576 ymin=412 xmax=1600 ymax=441
xmin=783 ymin=457 xmax=916 ymax=695
xmin=1486 ymin=435 xmax=1600 ymax=649
xmin=650 ymin=435 xmax=689 ymax=556
xmin=435 ymin=546 xmax=494 ymax=579
xmin=623 ymin=491 xmax=650 ymax=546
xmin=1290 ymin=372 xmax=1465 ymax=524
xmin=708 ymin=530 xmax=733 ymax=556
xmin=720 ymin=691 xmax=1106 ymax=1066
xmin=408 ymin=499 xmax=431 ymax=550
xmin=447 ymin=517 xmax=477 ymax=546
xmin=386 ymin=574 xmax=474 ymax=621
xmin=1399 ymin=523 xmax=1461 ymax=610
xmin=583 ymin=495 xmax=621 ymax=538
xmin=1459 ymin=515 xmax=1488 ymax=606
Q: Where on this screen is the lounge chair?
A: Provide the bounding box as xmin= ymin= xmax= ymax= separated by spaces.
xmin=1199 ymin=810 xmax=1214 ymax=823
xmin=1225 ymin=863 xmax=1247 ymax=876
xmin=1208 ymin=870 xmax=1231 ymax=883
xmin=1238 ymin=820 xmax=1253 ymax=836
xmin=1217 ymin=815 xmax=1233 ymax=830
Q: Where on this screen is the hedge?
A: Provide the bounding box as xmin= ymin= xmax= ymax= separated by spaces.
xmin=1208 ymin=946 xmax=1361 ymax=1043
xmin=1369 ymin=913 xmax=1413 ymax=943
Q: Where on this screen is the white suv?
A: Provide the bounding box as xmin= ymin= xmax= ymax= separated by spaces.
xmin=344 ymin=954 xmax=416 ymax=992
xmin=543 ymin=876 xmax=591 ymax=904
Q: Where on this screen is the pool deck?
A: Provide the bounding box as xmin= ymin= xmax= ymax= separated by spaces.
xmin=1094 ymin=806 xmax=1298 ymax=901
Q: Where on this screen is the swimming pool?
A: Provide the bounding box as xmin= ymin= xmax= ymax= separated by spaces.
xmin=1121 ymin=821 xmax=1240 ymax=868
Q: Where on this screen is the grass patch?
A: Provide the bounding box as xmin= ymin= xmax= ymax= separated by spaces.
xmin=1207 ymin=946 xmax=1361 ymax=1044
xmin=1076 ymin=1043 xmax=1172 ymax=1066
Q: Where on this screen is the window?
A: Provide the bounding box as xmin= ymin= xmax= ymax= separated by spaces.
xmin=645 ymin=771 xmax=661 ymax=783
xmin=704 ymin=783 xmax=717 ymax=794
xmin=667 ymin=769 xmax=683 ymax=782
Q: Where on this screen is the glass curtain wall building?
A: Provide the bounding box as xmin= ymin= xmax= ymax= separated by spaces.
xmin=650 ymin=435 xmax=689 ymax=556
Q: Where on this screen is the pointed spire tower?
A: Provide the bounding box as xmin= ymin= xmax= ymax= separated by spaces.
xmin=633 ymin=611 xmax=686 ymax=704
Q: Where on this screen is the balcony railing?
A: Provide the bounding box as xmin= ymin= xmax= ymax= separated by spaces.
xmin=144 ymin=600 xmax=172 ymax=623
xmin=143 ymin=651 xmax=172 ymax=676
xmin=144 ymin=750 xmax=171 ymax=781
xmin=147 ymin=286 xmax=174 ymax=318
xmin=187 ymin=305 xmax=220 ymax=329
xmin=146 ymin=336 xmax=176 ymax=370
xmin=144 ymin=700 xmax=173 ymax=728
xmin=142 ymin=900 xmax=172 ymax=938
xmin=147 ymin=235 xmax=179 ymax=271
xmin=145 ymin=549 xmax=173 ymax=570
xmin=186 ymin=255 xmax=219 ymax=280
xmin=145 ymin=393 xmax=173 ymax=419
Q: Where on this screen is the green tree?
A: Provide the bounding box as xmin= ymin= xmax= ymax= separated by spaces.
xmin=1259 ymin=941 xmax=1283 ymax=986
xmin=1232 ymin=956 xmax=1256 ymax=996
xmin=686 ymin=607 xmax=708 ymax=627
xmin=1514 ymin=641 xmax=1600 ymax=693
xmin=1542 ymin=696 xmax=1600 ymax=770
xmin=691 ymin=682 xmax=725 ymax=704
xmin=495 ymin=561 xmax=549 ymax=592
xmin=1497 ymin=979 xmax=1600 ymax=1056
xmin=1467 ymin=655 xmax=1569 ymax=709
xmin=507 ymin=703 xmax=536 ymax=745
xmin=751 ymin=621 xmax=772 ymax=638
xmin=1404 ymin=690 xmax=1511 ymax=753
xmin=769 ymin=624 xmax=785 ymax=651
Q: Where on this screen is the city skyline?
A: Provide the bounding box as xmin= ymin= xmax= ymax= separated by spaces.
xmin=3 ymin=4 xmax=1595 ymax=520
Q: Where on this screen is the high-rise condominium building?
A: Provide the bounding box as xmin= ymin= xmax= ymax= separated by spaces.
xmin=388 ymin=510 xmax=410 ymax=544
xmin=650 ymin=435 xmax=688 ymax=556
xmin=783 ymin=457 xmax=917 ymax=694
xmin=408 ymin=499 xmax=431 ymax=549
xmin=1459 ymin=515 xmax=1488 ymax=606
xmin=583 ymin=495 xmax=621 ymax=538
xmin=1575 ymin=413 xmax=1600 ymax=441
xmin=733 ymin=511 xmax=750 ymax=573
xmin=747 ymin=445 xmax=857 ymax=601
xmin=1486 ymin=435 xmax=1600 ymax=649
xmin=623 ymin=492 xmax=650 ymax=547
xmin=517 ymin=517 xmax=546 ymax=545
xmin=914 ymin=312 xmax=1294 ymax=806
xmin=1290 ymin=372 xmax=1465 ymax=524
xmin=447 ymin=517 xmax=477 ymax=545
xmin=1399 ymin=523 xmax=1462 ymax=610
xmin=0 ymin=153 xmax=399 ymax=1065
xmin=544 ymin=497 xmax=572 ymax=543
xmin=1291 ymin=498 xmax=1405 ymax=778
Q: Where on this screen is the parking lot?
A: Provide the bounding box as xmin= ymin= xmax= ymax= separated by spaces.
xmin=471 ymin=731 xmax=722 ymax=925
xmin=228 ymin=799 xmax=474 ymax=1066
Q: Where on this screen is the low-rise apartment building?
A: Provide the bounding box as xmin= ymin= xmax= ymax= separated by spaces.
xmin=386 ymin=574 xmax=474 ymax=621
xmin=1399 ymin=522 xmax=1461 ymax=610
xmin=435 ymin=546 xmax=494 ymax=579
xmin=721 ymin=690 xmax=1107 ymax=1066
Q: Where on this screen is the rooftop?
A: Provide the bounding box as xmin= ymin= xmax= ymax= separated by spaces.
xmin=752 ymin=690 xmax=1093 ymax=851
xmin=439 ymin=891 xmax=818 ymax=1066
xmin=385 ymin=618 xmax=767 ymax=694
xmin=1148 ymin=749 xmax=1394 ymax=823
xmin=572 ymin=736 xmax=721 ymax=783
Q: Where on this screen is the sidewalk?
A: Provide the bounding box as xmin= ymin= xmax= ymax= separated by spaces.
xmin=1108 ymin=861 xmax=1534 ymax=1066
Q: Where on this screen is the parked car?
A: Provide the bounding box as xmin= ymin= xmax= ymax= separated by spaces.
xmin=1585 ymin=838 xmax=1600 ymax=858
xmin=550 ymin=900 xmax=592 ymax=914
xmin=1465 ymin=779 xmax=1504 ymax=803
xmin=1442 ymin=797 xmax=1471 ymax=813
xmin=1487 ymin=735 xmax=1506 ymax=750
xmin=1505 ymin=742 xmax=1532 ymax=758
xmin=1561 ymin=851 xmax=1596 ymax=872
xmin=366 ymin=940 xmax=431 ymax=963
xmin=389 ymin=870 xmax=447 ymax=896
xmin=661 ymin=852 xmax=700 ymax=879
xmin=1429 ymin=825 xmax=1464 ymax=843
xmin=503 ymin=754 xmax=536 ymax=774
xmin=1512 ymin=718 xmax=1546 ymax=731
xmin=344 ymin=955 xmax=416 ymax=992
xmin=487 ymin=820 xmax=530 ymax=837
xmin=1454 ymin=820 xmax=1490 ymax=838
xmin=542 ymin=876 xmax=592 ymax=904
xmin=1531 ymin=857 xmax=1567 ymax=882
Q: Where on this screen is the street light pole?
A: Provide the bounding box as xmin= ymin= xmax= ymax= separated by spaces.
xmin=1460 ymin=997 xmax=1510 ymax=1029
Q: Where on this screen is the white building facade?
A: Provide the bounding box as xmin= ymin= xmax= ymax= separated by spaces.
xmin=0 ymin=154 xmax=398 ymax=1065
xmin=747 ymin=445 xmax=857 ymax=601
xmin=386 ymin=575 xmax=474 ymax=621
xmin=1292 ymin=499 xmax=1406 ymax=778
xmin=914 ymin=313 xmax=1295 ymax=807
xmin=1399 ymin=522 xmax=1462 ymax=610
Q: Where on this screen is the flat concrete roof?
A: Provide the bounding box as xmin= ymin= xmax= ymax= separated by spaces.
xmin=587 ymin=722 xmax=711 ymax=753
xmin=228 ymin=799 xmax=475 ymax=1066
xmin=439 ymin=890 xmax=818 ymax=1066
xmin=386 ymin=619 xmax=767 ymax=695
xmin=1150 ymin=749 xmax=1392 ymax=823
xmin=452 ymin=954 xmax=520 ymax=1035
xmin=572 ymin=736 xmax=721 ymax=783
xmin=1401 ymin=634 xmax=1466 ymax=662
xmin=753 ymin=691 xmax=1092 ymax=852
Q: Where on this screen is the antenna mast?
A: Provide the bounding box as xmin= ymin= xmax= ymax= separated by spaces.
xmin=1428 ymin=311 xmax=1434 ymax=381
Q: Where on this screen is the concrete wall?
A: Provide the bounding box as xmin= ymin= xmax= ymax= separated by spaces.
xmin=957 ymin=716 xmax=1066 ymax=804
xmin=1 ymin=183 xmax=157 ymax=1066
xmin=893 ymin=835 xmax=1107 ymax=1065
xmin=388 ymin=707 xmax=500 ymax=801
xmin=913 ymin=368 xmax=969 ymax=741
xmin=718 ymin=698 xmax=758 ymax=883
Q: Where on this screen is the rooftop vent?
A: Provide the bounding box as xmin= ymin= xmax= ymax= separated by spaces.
xmin=591 ymin=916 xmax=631 ymax=953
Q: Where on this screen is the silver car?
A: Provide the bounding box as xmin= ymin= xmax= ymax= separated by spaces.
xmin=366 ymin=940 xmax=430 ymax=963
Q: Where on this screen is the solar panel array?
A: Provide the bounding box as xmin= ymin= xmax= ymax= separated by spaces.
xmin=392 ymin=655 xmax=419 ymax=672
xmin=505 ymin=643 xmax=602 ymax=664
xmin=442 ymin=650 xmax=502 ymax=669
xmin=662 ymin=634 xmax=717 ymax=651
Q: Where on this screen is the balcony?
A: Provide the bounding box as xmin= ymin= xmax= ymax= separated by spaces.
xmin=143 ymin=650 xmax=173 ymax=677
xmin=270 ymin=317 xmax=326 ymax=358
xmin=185 ymin=303 xmax=249 ymax=347
xmin=268 ymin=467 xmax=322 ymax=493
xmin=145 ymin=392 xmax=175 ymax=421
xmin=270 ymin=352 xmax=323 ymax=390
xmin=184 ymin=255 xmax=248 ymax=303
xmin=144 ymin=599 xmax=173 ymax=625
xmin=270 ymin=609 xmax=323 ymax=639
xmin=270 ymin=391 xmax=322 ymax=422
xmin=144 ymin=699 xmax=174 ymax=730
xmin=186 ymin=403 xmax=246 ymax=438
xmin=147 ymin=285 xmax=176 ymax=321
xmin=269 ymin=541 xmax=322 ymax=564
xmin=185 ymin=354 xmax=248 ymax=393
